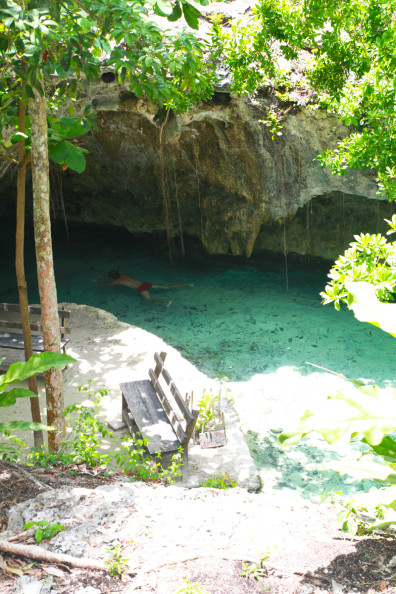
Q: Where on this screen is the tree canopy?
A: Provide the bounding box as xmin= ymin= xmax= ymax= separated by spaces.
xmin=0 ymin=0 xmax=215 ymax=172
xmin=213 ymin=0 xmax=396 ymax=200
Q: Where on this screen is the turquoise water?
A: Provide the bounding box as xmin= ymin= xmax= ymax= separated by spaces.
xmin=1 ymin=220 xmax=395 ymax=386
xmin=2 ymin=221 xmax=396 ymax=498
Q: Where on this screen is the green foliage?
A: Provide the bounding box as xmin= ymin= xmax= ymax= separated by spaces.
xmin=61 ymin=383 xmax=113 ymax=466
xmin=241 ymin=553 xmax=269 ymax=590
xmin=210 ymin=0 xmax=396 ymax=200
xmin=0 ymin=352 xmax=75 ymax=458
xmin=115 ymin=437 xmax=183 ymax=484
xmin=196 ymin=389 xmax=220 ymax=432
xmin=0 ymin=0 xmax=215 ymax=116
xmin=0 ymin=430 xmax=26 ymax=462
xmin=259 ymin=108 xmax=283 ymax=140
xmin=23 ymin=520 xmax=65 ymax=543
xmin=105 ymin=544 xmax=129 ymax=576
xmin=278 ymin=381 xmax=396 ymax=531
xmin=209 ymin=15 xmax=276 ymax=95
xmin=28 ymin=446 xmax=74 ymax=467
xmin=321 ymin=217 xmax=396 ymax=311
xmin=176 ymin=576 xmax=209 ymax=594
xmin=0 ymin=352 xmax=75 ymax=400
xmin=198 ymin=471 xmax=237 ymax=489
xmin=29 ymin=383 xmax=183 ymax=484
xmin=0 ymin=0 xmax=215 ymax=197
xmin=29 ymin=382 xmax=112 ymax=467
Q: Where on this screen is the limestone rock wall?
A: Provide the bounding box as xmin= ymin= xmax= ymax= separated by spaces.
xmin=1 ymin=78 xmax=389 ymax=260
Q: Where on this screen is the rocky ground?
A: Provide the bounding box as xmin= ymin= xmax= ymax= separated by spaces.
xmin=1 ymin=462 xmax=396 ymax=594
xmin=2 ymin=305 xmax=396 ymax=593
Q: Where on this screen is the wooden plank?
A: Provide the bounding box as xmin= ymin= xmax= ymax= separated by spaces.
xmin=0 ymin=320 xmax=70 ymax=334
xmin=153 ymin=351 xmax=166 ymax=378
xmin=185 ymin=409 xmax=199 ymax=445
xmin=148 ymin=369 xmax=187 ymax=445
xmin=0 ymin=303 xmax=71 ymax=317
xmin=0 ymin=332 xmax=69 ymax=352
xmin=159 ymin=366 xmax=194 ymax=424
xmin=120 ymin=379 xmax=180 ymax=454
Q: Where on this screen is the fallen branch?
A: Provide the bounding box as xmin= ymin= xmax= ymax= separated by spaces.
xmin=0 ymin=540 xmax=107 ymax=572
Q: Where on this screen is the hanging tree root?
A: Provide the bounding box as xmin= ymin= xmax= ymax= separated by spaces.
xmin=0 ymin=540 xmax=109 ymax=573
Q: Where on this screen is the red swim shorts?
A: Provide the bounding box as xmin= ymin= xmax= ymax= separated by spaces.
xmin=137 ymin=282 xmax=153 ymax=293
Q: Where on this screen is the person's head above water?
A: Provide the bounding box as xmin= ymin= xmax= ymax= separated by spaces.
xmin=108 ymin=269 xmax=121 ymax=280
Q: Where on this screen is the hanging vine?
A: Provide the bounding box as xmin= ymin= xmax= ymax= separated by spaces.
xmin=277 ymin=138 xmax=289 ymax=291
xmin=159 ymin=109 xmax=174 ymax=260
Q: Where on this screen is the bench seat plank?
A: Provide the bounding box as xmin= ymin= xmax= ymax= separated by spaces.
xmin=120 ymin=379 xmax=180 ymax=455
xmin=0 ymin=331 xmax=69 ymax=352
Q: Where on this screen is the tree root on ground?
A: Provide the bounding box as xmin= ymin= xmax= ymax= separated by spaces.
xmin=0 ymin=539 xmax=108 ymax=572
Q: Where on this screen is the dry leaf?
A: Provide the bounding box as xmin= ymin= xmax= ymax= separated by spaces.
xmin=380 ymin=581 xmax=387 ymax=591
xmin=43 ymin=566 xmax=64 ymax=578
xmin=5 ymin=566 xmax=23 ymax=577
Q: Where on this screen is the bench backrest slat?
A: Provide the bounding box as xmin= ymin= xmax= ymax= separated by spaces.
xmin=148 ymin=368 xmax=187 ymax=445
xmin=0 ymin=320 xmax=71 ymax=334
xmin=0 ymin=303 xmax=71 ymax=318
xmin=153 ymin=352 xmax=194 ymax=425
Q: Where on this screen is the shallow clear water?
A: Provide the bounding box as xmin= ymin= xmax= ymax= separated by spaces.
xmin=2 ymin=221 xmax=395 ymax=386
xmin=2 ymin=221 xmax=395 ymax=498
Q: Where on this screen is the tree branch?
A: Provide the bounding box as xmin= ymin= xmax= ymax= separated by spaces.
xmin=0 ymin=540 xmax=107 ymax=572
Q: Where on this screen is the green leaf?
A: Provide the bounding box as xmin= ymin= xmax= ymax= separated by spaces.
xmin=182 ymin=4 xmax=199 ymax=29
xmin=168 ymin=2 xmax=182 ymax=21
xmin=154 ymin=0 xmax=173 ymax=16
xmin=0 ymin=352 xmax=75 ymax=391
xmin=134 ymin=84 xmax=142 ymax=98
xmin=62 ymin=141 xmax=86 ymax=173
xmin=5 ymin=567 xmax=23 ymax=577
xmin=49 ymin=141 xmax=69 ymax=164
xmin=0 ymin=421 xmax=54 ymax=432
xmin=10 ymin=132 xmax=29 ymax=144
xmin=345 ymin=281 xmax=396 ymax=337
xmin=0 ymin=388 xmax=38 ymax=408
xmin=279 ymin=382 xmax=396 ymax=450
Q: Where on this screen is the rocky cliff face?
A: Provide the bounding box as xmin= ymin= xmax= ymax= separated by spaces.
xmin=1 ymin=77 xmax=393 ymax=261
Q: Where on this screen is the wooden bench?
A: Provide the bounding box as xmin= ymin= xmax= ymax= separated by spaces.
xmin=0 ymin=303 xmax=71 ymax=354
xmin=120 ymin=351 xmax=199 ymax=480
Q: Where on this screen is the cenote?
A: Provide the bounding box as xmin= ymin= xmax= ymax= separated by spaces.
xmin=1 ymin=220 xmax=395 ymax=385
xmin=1 ymin=220 xmax=396 ymax=499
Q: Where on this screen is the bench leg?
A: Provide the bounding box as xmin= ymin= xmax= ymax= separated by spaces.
xmin=182 ymin=447 xmax=188 ymax=482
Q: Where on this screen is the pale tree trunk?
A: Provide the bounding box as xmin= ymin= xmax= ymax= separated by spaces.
xmin=29 ymin=82 xmax=65 ymax=451
xmin=16 ymin=99 xmax=44 ymax=450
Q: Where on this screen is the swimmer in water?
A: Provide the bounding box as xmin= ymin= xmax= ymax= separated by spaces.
xmin=94 ymin=269 xmax=193 ymax=306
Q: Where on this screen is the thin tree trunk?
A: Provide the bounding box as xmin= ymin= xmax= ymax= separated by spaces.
xmin=15 ymin=99 xmax=44 ymax=450
xmin=29 ymin=82 xmax=65 ymax=451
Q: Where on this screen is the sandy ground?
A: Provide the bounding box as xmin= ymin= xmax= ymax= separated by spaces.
xmin=0 ymin=303 xmax=260 ymax=491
